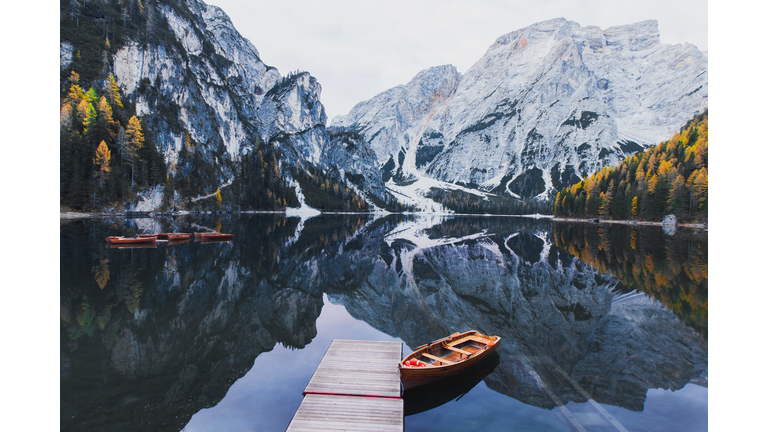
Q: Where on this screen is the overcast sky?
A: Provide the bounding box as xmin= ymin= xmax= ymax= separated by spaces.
xmin=208 ymin=0 xmax=708 ymax=122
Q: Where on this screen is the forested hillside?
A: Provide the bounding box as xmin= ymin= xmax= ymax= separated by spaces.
xmin=60 ymin=71 xmax=167 ymax=209
xmin=59 ymin=0 xmax=370 ymax=213
xmin=553 ymin=111 xmax=708 ymax=222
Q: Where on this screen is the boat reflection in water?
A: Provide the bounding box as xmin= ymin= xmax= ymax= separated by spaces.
xmin=403 ymin=351 xmax=501 ymax=416
xmin=166 ymin=238 xmax=191 ymax=246
xmin=200 ymin=238 xmax=232 ymax=244
xmin=106 ymin=242 xmax=158 ymax=249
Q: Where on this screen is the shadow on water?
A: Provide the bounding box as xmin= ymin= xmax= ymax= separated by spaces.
xmin=404 ymin=351 xmax=501 ymax=416
xmin=60 ymin=214 xmax=707 ymax=431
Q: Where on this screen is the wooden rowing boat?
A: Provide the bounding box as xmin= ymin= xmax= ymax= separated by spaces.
xmin=107 ymin=242 xmax=158 ymax=249
xmin=138 ymin=233 xmax=169 ymax=240
xmin=166 ymin=233 xmax=192 ymax=240
xmin=138 ymin=233 xmax=192 ymax=240
xmin=105 ymin=235 xmax=157 ymax=244
xmin=399 ymin=330 xmax=501 ymax=389
xmin=200 ymin=233 xmax=233 ymax=240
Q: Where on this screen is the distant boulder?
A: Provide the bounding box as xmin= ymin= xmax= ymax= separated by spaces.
xmin=663 ymin=214 xmax=678 ymax=226
xmin=663 ymin=214 xmax=678 ymax=236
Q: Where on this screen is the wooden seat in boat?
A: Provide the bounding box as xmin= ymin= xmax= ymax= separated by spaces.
xmin=421 ymin=353 xmax=455 ymax=365
xmin=447 ymin=335 xmax=491 ymax=347
xmin=442 ymin=344 xmax=473 ymax=356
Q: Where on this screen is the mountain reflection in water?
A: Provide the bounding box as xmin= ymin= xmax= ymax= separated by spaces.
xmin=60 ymin=214 xmax=707 ymax=431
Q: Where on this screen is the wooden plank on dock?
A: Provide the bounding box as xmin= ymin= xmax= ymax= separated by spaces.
xmin=304 ymin=340 xmax=403 ymax=398
xmin=286 ymin=394 xmax=403 ymax=432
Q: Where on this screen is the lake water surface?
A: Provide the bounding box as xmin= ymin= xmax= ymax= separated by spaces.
xmin=60 ymin=214 xmax=707 ymax=431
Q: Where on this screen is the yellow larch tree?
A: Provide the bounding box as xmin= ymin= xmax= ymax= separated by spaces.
xmin=94 ymin=140 xmax=112 ymax=188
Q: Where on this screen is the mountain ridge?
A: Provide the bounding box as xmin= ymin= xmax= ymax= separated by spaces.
xmin=332 ymin=17 xmax=707 ymax=203
xmin=60 ymin=2 xmax=707 ymax=214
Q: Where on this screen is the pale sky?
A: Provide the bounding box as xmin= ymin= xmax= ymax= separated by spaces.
xmin=208 ymin=0 xmax=708 ymax=122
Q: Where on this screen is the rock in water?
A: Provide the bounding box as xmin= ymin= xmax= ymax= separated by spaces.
xmin=663 ymin=214 xmax=678 ymax=226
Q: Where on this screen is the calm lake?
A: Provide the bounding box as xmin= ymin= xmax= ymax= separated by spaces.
xmin=60 ymin=214 xmax=707 ymax=431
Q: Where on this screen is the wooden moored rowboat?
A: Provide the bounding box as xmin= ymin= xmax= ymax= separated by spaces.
xmin=105 ymin=235 xmax=157 ymax=244
xmin=200 ymin=233 xmax=233 ymax=240
xmin=166 ymin=233 xmax=192 ymax=240
xmin=138 ymin=233 xmax=169 ymax=240
xmin=399 ymin=330 xmax=501 ymax=389
xmin=138 ymin=233 xmax=192 ymax=241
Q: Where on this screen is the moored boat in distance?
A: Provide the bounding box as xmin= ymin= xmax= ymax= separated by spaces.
xmin=105 ymin=235 xmax=157 ymax=244
xmin=200 ymin=233 xmax=233 ymax=240
xmin=138 ymin=233 xmax=193 ymax=241
xmin=107 ymin=242 xmax=158 ymax=249
xmin=399 ymin=330 xmax=501 ymax=389
xmin=166 ymin=233 xmax=192 ymax=240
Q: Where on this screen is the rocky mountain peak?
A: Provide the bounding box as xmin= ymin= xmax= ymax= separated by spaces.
xmin=332 ymin=18 xmax=707 ymax=202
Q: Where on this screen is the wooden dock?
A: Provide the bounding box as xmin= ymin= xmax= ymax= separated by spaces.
xmin=286 ymin=339 xmax=404 ymax=431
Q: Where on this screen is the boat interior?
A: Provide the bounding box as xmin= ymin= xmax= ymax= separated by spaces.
xmin=407 ymin=334 xmax=494 ymax=367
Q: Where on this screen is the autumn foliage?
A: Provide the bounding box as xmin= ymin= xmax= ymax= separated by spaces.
xmin=554 ymin=111 xmax=708 ymax=222
xmin=553 ymin=223 xmax=708 ymax=336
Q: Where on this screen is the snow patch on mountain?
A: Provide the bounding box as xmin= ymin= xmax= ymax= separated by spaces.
xmin=332 ymin=18 xmax=707 ymax=200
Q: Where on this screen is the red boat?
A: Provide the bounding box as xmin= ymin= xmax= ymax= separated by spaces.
xmin=105 ymin=235 xmax=157 ymax=244
xmin=107 ymin=242 xmax=158 ymax=249
xmin=138 ymin=233 xmax=193 ymax=240
xmin=200 ymin=233 xmax=234 ymax=240
xmin=167 ymin=233 xmax=192 ymax=240
xmin=138 ymin=233 xmax=165 ymax=239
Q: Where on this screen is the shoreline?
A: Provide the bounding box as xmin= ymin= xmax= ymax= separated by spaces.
xmin=60 ymin=211 xmax=707 ymax=230
xmin=551 ymin=217 xmax=707 ymax=230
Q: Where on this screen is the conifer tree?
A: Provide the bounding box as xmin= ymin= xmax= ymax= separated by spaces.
xmin=84 ymin=87 xmax=99 ymax=105
xmin=61 ymin=104 xmax=74 ymax=129
xmin=124 ymin=116 xmax=144 ymax=189
xmin=632 ymin=196 xmax=639 ymax=218
xmin=78 ymin=100 xmax=96 ymax=132
xmin=106 ymin=73 xmax=123 ymax=109
xmin=93 ymin=140 xmax=111 ymax=188
xmin=600 ymin=180 xmax=614 ymax=218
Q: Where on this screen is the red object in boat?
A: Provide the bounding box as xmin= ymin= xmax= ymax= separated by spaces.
xmin=105 ymin=235 xmax=157 ymax=244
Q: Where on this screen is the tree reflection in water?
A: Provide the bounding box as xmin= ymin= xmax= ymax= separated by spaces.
xmin=60 ymin=215 xmax=707 ymax=431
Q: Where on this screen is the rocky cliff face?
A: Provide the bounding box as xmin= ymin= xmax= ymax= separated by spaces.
xmin=110 ymin=0 xmax=278 ymax=174
xmin=62 ymin=3 xmax=707 ymax=212
xmin=332 ymin=18 xmax=708 ymax=200
xmin=62 ymin=0 xmax=391 ymax=211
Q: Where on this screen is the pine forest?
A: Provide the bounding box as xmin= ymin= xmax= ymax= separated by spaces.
xmin=553 ymin=111 xmax=708 ymax=222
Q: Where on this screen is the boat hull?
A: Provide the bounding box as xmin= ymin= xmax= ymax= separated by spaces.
xmin=166 ymin=233 xmax=192 ymax=240
xmin=200 ymin=233 xmax=233 ymax=240
xmin=399 ymin=331 xmax=501 ymax=389
xmin=105 ymin=236 xmax=157 ymax=244
xmin=138 ymin=233 xmax=191 ymax=241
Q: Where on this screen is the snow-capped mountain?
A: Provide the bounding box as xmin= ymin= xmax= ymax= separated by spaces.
xmin=61 ymin=1 xmax=707 ymax=213
xmin=332 ymin=18 xmax=708 ymax=200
